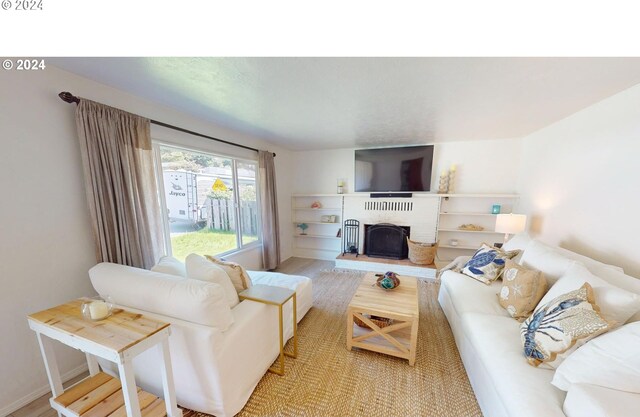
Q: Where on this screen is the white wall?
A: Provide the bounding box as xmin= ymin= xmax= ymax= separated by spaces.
xmin=0 ymin=66 xmax=292 ymax=414
xmin=292 ymin=138 xmax=522 ymax=194
xmin=518 ymin=84 xmax=640 ymax=278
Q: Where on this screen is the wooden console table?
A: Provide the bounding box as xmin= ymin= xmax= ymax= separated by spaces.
xmin=347 ymin=273 xmax=419 ymax=365
xmin=27 ymin=299 xmax=182 ymax=417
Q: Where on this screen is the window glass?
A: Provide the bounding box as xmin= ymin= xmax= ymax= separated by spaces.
xmin=237 ymin=161 xmax=259 ymax=246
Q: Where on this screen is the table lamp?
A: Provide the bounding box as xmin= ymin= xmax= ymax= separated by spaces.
xmin=495 ymin=213 xmax=527 ymax=243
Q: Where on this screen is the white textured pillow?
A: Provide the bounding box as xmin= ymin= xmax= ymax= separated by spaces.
xmin=151 ymin=256 xmax=187 ymax=277
xmin=553 ymin=322 xmax=640 ymax=393
xmin=502 ymin=232 xmax=532 ymax=263
xmin=89 ymin=262 xmax=233 ymax=330
xmin=538 ymin=263 xmax=640 ymax=326
xmin=186 ymin=254 xmax=239 ymax=308
xmin=520 ymin=240 xmax=576 ymax=285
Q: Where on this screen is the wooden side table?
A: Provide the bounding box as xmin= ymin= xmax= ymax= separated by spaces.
xmin=347 ymin=273 xmax=419 ymax=366
xmin=27 ymin=299 xmax=182 ymax=417
xmin=239 ymin=285 xmax=297 ymax=376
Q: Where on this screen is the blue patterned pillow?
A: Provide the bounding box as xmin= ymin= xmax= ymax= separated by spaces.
xmin=460 ymin=243 xmax=519 ymax=284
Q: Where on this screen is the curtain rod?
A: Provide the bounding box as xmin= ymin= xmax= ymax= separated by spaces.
xmin=58 ymin=92 xmax=275 ymax=157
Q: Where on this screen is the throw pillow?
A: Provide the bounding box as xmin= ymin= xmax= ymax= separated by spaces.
xmin=204 ymin=255 xmax=253 ymax=293
xmin=499 ymin=260 xmax=547 ymax=321
xmin=520 ymin=282 xmax=610 ymax=368
xmin=519 ymin=240 xmax=577 ymax=285
xmin=150 ymin=256 xmax=187 ymax=278
xmin=185 ymin=254 xmax=239 ymax=308
xmin=538 ymin=263 xmax=640 ymax=327
xmin=552 ymin=322 xmax=640 ymax=393
xmin=460 ymin=243 xmax=520 ymax=284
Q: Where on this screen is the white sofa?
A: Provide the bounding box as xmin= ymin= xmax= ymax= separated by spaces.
xmin=438 ymin=235 xmax=640 ymax=417
xmin=89 ymin=261 xmax=313 ymax=417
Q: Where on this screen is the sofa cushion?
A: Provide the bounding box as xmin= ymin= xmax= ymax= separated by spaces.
xmin=186 ymin=254 xmax=240 ymax=308
xmin=552 ymin=322 xmax=640 ymax=393
xmin=499 ymin=260 xmax=547 ymax=321
xmin=205 ymin=255 xmax=253 ymax=293
xmin=461 ymin=244 xmax=519 ymax=284
xmin=502 ymin=232 xmax=532 ymax=263
xmin=520 ymin=240 xmax=577 ymax=285
xmin=538 ymin=263 xmax=640 ymax=326
xmin=89 ymin=262 xmax=234 ymax=330
xmin=521 ymin=283 xmax=610 ymax=368
xmin=440 ymin=271 xmax=509 ymax=317
xmin=151 ymin=255 xmax=187 ymax=277
xmin=460 ymin=314 xmax=566 ymax=417
xmin=563 ymin=384 xmax=640 ymax=417
xmin=248 ymin=270 xmax=313 ymax=322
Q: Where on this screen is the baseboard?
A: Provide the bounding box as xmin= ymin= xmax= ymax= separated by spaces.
xmin=0 ymin=363 xmax=88 ymax=417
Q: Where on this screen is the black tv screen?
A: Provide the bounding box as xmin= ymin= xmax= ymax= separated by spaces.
xmin=354 ymin=145 xmax=434 ymax=192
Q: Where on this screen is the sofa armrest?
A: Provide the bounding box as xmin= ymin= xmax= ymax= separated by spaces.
xmin=564 ymin=383 xmax=640 ymax=417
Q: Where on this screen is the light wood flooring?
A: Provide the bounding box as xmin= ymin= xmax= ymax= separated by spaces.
xmin=9 ymin=257 xmax=334 ymax=417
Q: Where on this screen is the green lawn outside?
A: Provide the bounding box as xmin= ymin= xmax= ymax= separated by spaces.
xmin=170 ymin=229 xmax=259 ymax=262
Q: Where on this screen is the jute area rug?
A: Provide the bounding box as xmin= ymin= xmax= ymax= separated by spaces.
xmin=184 ymin=270 xmax=481 ymax=417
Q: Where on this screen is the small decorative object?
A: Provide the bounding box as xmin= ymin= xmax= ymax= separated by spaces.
xmin=354 ymin=314 xmax=393 ymax=329
xmin=336 ymin=228 xmax=342 ymax=238
xmin=492 ymin=204 xmax=501 ymax=214
xmin=297 ymin=223 xmax=309 ymax=235
xmin=438 ymin=169 xmax=449 ymax=194
xmin=342 ymin=219 xmax=360 ymax=257
xmin=375 ymin=271 xmax=401 ymax=290
xmin=81 ymin=296 xmax=113 ymax=321
xmin=459 ymin=223 xmax=484 ymax=231
xmin=311 ymin=201 xmax=322 ymax=209
xmin=450 ymin=239 xmax=459 ymax=246
xmin=447 ymin=164 xmax=456 ymax=193
xmin=337 ymin=179 xmax=346 ymax=194
xmin=321 ymin=215 xmax=332 ymax=223
xmin=330 ymin=215 xmax=337 ymax=223
xmin=407 ymin=238 xmax=438 ymax=265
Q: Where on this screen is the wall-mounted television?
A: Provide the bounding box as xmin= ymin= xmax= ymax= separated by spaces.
xmin=354 ymin=145 xmax=434 ymax=192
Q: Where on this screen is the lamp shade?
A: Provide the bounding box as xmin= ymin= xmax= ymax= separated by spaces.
xmin=495 ymin=213 xmax=527 ymax=234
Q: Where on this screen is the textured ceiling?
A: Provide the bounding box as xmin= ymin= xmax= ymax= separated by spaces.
xmin=50 ymin=57 xmax=640 ymax=150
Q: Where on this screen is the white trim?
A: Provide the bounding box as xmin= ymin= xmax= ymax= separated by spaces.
xmin=0 ymin=363 xmax=88 ymax=417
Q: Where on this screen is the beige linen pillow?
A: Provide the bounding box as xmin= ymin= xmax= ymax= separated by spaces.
xmin=499 ymin=260 xmax=547 ymax=321
xmin=205 ymin=255 xmax=252 ymax=293
xmin=520 ymin=282 xmax=610 ymax=368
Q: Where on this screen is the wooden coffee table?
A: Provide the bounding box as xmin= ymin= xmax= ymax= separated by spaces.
xmin=346 ymin=272 xmax=419 ymax=365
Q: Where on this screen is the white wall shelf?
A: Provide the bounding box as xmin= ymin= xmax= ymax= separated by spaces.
xmin=438 ymin=228 xmax=503 ymax=234
xmin=292 ymin=194 xmax=344 ymax=260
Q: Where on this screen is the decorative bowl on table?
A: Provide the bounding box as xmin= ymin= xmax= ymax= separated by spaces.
xmin=81 ymin=296 xmax=114 ymax=321
xmin=376 ymin=271 xmax=401 ymax=291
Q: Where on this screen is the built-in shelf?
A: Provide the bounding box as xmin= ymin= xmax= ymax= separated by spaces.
xmin=292 ymin=221 xmax=340 ymax=225
xmin=439 ymin=244 xmax=479 ymax=250
xmin=293 ymin=207 xmax=342 ymax=211
xmin=294 ymin=234 xmax=341 ymax=240
xmin=438 ymin=228 xmax=502 ymax=234
xmin=439 ymin=212 xmax=497 ymax=216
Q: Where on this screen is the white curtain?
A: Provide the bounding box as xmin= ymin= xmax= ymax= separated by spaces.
xmin=258 ymin=150 xmax=280 ymax=270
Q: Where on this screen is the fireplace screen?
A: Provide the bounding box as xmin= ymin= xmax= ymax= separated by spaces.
xmin=364 ymin=223 xmax=410 ymax=259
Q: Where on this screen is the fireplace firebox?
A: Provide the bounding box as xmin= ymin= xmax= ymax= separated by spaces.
xmin=364 ymin=223 xmax=410 ymax=260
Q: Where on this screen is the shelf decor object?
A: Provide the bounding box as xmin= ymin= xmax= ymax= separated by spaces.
xmin=458 ymin=224 xmax=485 ymax=231
xmin=447 ymin=164 xmax=456 ymax=193
xmin=81 ymin=296 xmax=114 ymax=321
xmin=492 ymin=204 xmax=501 ymax=214
xmin=297 ymin=223 xmax=309 ymax=235
xmin=311 ymin=201 xmax=322 ymax=209
xmin=438 ymin=170 xmax=449 ymax=194
xmin=337 ymin=179 xmax=345 ymax=194
xmin=342 ymin=219 xmax=360 ymax=257
xmin=495 ymin=213 xmax=527 ymax=243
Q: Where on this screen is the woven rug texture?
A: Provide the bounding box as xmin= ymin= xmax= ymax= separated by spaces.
xmin=183 ymin=269 xmax=481 ymax=417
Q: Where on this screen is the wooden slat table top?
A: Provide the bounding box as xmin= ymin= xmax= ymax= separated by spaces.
xmin=28 ymin=299 xmax=169 ymax=353
xmin=348 ymin=273 xmax=419 ymax=319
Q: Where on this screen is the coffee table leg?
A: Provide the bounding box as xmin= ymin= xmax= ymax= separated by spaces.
xmin=409 ymin=317 xmax=419 ymax=366
xmin=346 ymin=308 xmax=353 ymax=351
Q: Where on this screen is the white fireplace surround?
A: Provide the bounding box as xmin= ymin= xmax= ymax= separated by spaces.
xmin=343 ymin=194 xmax=440 ymax=254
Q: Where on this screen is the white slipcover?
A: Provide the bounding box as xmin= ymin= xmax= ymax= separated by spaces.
xmin=88 ymin=262 xmax=313 ymax=417
xmin=563 ymin=384 xmax=640 ymax=417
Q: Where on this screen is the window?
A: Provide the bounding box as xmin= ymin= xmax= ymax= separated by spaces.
xmin=156 ymin=144 xmax=260 ymax=261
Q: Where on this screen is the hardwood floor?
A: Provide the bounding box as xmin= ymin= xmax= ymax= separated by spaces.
xmin=10 ymin=257 xmax=333 ymax=417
